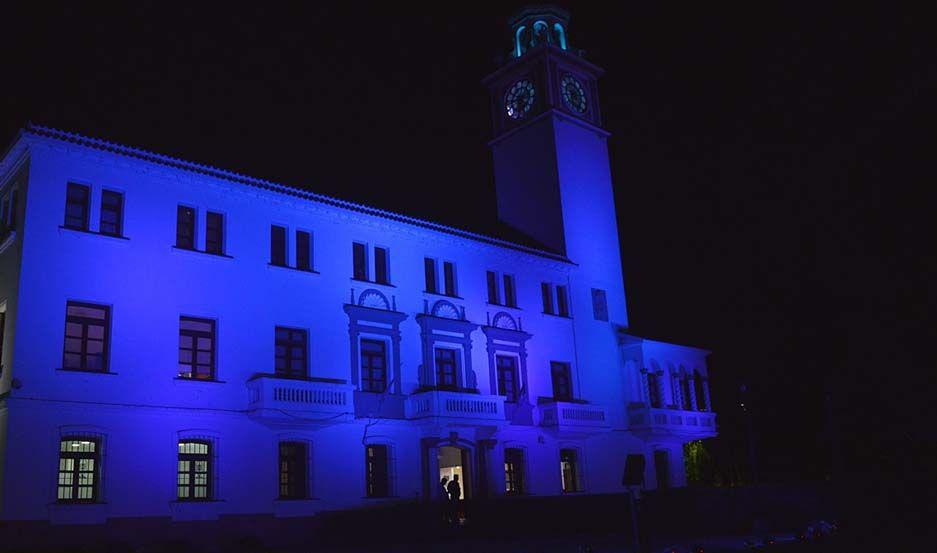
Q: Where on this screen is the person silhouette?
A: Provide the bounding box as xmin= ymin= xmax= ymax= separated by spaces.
xmin=446 ymin=474 xmax=462 ymax=523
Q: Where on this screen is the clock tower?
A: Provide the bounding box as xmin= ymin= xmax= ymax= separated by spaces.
xmin=484 ymin=6 xmax=628 ymax=329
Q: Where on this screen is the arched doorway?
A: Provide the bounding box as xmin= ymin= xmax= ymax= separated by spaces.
xmin=438 ymin=445 xmax=472 ymax=499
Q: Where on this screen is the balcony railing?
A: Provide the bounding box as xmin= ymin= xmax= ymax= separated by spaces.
xmin=538 ymin=400 xmax=609 ymax=429
xmin=247 ymin=375 xmax=354 ymax=421
xmin=628 ymin=404 xmax=717 ymax=437
xmin=405 ymin=390 xmax=505 ymax=422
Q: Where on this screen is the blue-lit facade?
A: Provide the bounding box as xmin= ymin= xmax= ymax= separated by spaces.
xmin=0 ymin=8 xmax=715 ymax=525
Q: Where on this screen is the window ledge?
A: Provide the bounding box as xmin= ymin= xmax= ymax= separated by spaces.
xmin=56 ymin=368 xmax=118 ymax=375
xmin=249 ymin=373 xmax=347 ymax=384
xmin=542 ymin=311 xmax=573 ymax=320
xmin=170 ymin=246 xmax=233 ymax=260
xmin=274 ymin=497 xmax=321 ymax=502
xmin=423 ymin=290 xmax=463 ymax=300
xmin=174 ymin=377 xmax=226 ymax=384
xmin=59 ymin=226 xmax=130 ymax=242
xmin=352 ymin=277 xmax=395 ymax=289
xmin=267 ymin=263 xmax=320 ymax=275
xmin=487 ymin=302 xmax=521 ymax=311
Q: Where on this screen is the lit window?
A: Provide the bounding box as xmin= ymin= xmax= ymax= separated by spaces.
xmin=57 ymin=438 xmax=100 ymax=502
xmin=279 ymin=441 xmax=308 ymax=499
xmin=177 ymin=440 xmax=211 ymax=500
xmin=99 ymin=190 xmax=124 ymax=236
xmin=504 ymin=448 xmax=525 ymax=495
xmin=560 ymin=448 xmax=581 ymax=493
xmin=178 ymin=317 xmax=215 ymax=380
xmin=65 ymin=183 xmax=90 ymax=230
xmin=63 ymin=302 xmax=109 ymax=372
xmin=275 ymin=327 xmax=307 ymax=378
xmin=365 ymin=444 xmax=389 ymax=498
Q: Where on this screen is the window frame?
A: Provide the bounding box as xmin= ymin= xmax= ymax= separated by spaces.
xmin=442 ymin=261 xmax=457 ymax=297
xmin=365 ymin=444 xmax=390 ymax=498
xmin=550 ymin=361 xmax=573 ymax=402
xmin=296 ymin=230 xmax=312 ymax=271
xmin=352 ymin=242 xmax=368 ymax=281
xmin=178 ymin=316 xmax=217 ymax=381
xmin=275 ymin=326 xmax=308 ymax=378
xmin=99 ymin=189 xmax=124 ymax=237
xmin=65 ymin=182 xmax=91 ymax=231
xmin=278 ymin=441 xmax=309 ymax=500
xmin=504 ymin=447 xmax=526 ymax=495
xmin=424 ymin=257 xmax=438 ymax=294
xmin=205 ymin=211 xmax=224 ymax=255
xmin=177 ymin=440 xmax=213 ymax=501
xmin=57 ymin=437 xmax=101 ymax=503
xmin=496 ymin=354 xmax=519 ymax=402
xmin=360 ymin=338 xmax=388 ymax=393
xmin=373 ymin=246 xmax=390 ymax=285
xmin=62 ymin=301 xmax=110 ymax=373
xmin=560 ymin=448 xmax=582 ymax=493
xmin=433 ymin=346 xmax=459 ymax=390
xmin=176 ymin=205 xmax=197 ymax=250
xmin=271 ymin=225 xmax=288 ymax=266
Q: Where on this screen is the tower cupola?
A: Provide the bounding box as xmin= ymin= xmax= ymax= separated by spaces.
xmin=509 ymin=5 xmax=571 ymax=59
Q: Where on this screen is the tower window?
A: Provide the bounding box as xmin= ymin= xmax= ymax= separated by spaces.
xmin=591 ymin=288 xmax=608 ymax=321
xmin=57 ymin=438 xmax=100 ymax=502
xmin=63 ymin=301 xmax=109 ymax=372
xmin=271 ymin=225 xmax=287 ymax=266
xmin=365 ymin=444 xmax=390 ymax=498
xmin=99 ymin=190 xmax=124 ymax=236
xmin=65 ymin=183 xmax=90 ymax=230
xmin=279 ymin=441 xmax=308 ymax=499
xmin=177 ymin=440 xmax=212 ymax=501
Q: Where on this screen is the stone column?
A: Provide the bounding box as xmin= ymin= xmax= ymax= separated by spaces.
xmin=391 ymin=331 xmax=402 ymax=394
xmin=421 ymin=438 xmax=441 ymax=501
xmin=687 ymin=375 xmax=698 ymax=411
xmin=640 ymin=368 xmax=651 ymax=405
xmin=702 ymin=378 xmax=712 ymax=411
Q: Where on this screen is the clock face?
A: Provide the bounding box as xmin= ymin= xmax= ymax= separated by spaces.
xmin=505 ymin=79 xmax=536 ymax=119
xmin=561 ymin=74 xmax=588 ymax=114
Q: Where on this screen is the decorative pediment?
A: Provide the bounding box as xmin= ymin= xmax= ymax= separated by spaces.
xmin=492 ymin=311 xmax=518 ymax=330
xmin=357 ymin=289 xmax=390 ymax=311
xmin=431 ymin=300 xmax=461 ymax=320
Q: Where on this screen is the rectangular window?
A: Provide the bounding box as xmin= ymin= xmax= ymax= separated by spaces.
xmin=296 ymin=230 xmax=312 ymax=271
xmin=57 ymin=438 xmax=100 ymax=502
xmin=374 ymin=247 xmax=389 ymax=284
xmin=560 ymin=449 xmax=581 ymax=493
xmin=365 ymin=444 xmax=389 ymax=498
xmin=275 ymin=326 xmax=307 ymax=378
xmin=360 ymin=339 xmax=387 ymax=393
xmin=63 ymin=302 xmax=109 ymax=372
xmin=205 ymin=211 xmax=224 ymax=254
xmin=65 ymin=183 xmax=90 ymax=230
xmin=434 ymin=348 xmax=458 ymax=389
xmin=496 ymin=355 xmax=519 ymax=402
xmin=647 ymin=371 xmax=662 ymax=408
xmin=279 ymin=441 xmax=308 ymax=499
xmin=424 ymin=258 xmax=437 ymax=293
xmin=486 ymin=271 xmax=499 ymax=304
xmin=503 ymin=274 xmax=516 ymax=307
xmin=176 ymin=205 xmax=196 ymax=249
xmin=99 ymin=190 xmax=124 ymax=236
xmin=353 ymin=242 xmax=368 ymax=280
xmin=178 ymin=317 xmax=215 ymax=380
xmin=681 ymin=376 xmax=693 ymax=410
xmin=556 ymin=285 xmax=569 ymax=317
xmin=271 ymin=225 xmax=287 ymax=266
xmin=177 ymin=440 xmax=211 ymax=500
xmin=504 ymin=448 xmax=525 ymax=495
xmin=592 ymin=288 xmax=608 ymax=321
xmin=541 ymin=283 xmax=554 ymax=314
xmin=551 ymin=362 xmax=573 ymax=401
xmin=443 ymin=262 xmax=456 ymax=296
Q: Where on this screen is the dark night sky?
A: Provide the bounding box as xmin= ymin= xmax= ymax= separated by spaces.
xmin=3 ymin=3 xmax=933 ymax=481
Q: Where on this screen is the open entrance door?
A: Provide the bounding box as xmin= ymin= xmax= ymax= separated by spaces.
xmin=438 ymin=445 xmax=472 ymax=499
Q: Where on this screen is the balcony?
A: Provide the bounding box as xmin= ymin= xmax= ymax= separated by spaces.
xmin=538 ymin=400 xmax=610 ymax=432
xmin=405 ymin=389 xmax=506 ymax=424
xmin=247 ymin=375 xmax=354 ymax=423
xmin=628 ymin=403 xmax=717 ymax=439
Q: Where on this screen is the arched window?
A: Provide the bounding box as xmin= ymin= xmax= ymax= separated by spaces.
xmin=553 ymin=23 xmax=567 ymax=49
xmin=514 ymin=25 xmax=527 ymax=57
xmin=532 ymin=20 xmax=549 ymax=46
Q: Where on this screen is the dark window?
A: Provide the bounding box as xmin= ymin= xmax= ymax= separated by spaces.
xmin=424 ymin=258 xmax=437 ymax=293
xmin=486 ymin=271 xmax=500 ymax=304
xmin=694 ymin=371 xmax=707 ymax=411
xmin=99 ymin=190 xmax=123 ymax=236
xmin=271 ymin=225 xmax=287 ymax=266
xmin=591 ymin=288 xmax=608 ymax=321
xmin=205 ymin=212 xmax=224 ymax=254
xmin=443 ymin=262 xmax=456 ymax=296
xmin=57 ymin=438 xmax=100 ymax=502
xmin=275 ymin=327 xmax=307 ymax=378
xmin=63 ymin=302 xmax=109 ymax=372
xmin=654 ymin=450 xmax=670 ymax=489
xmin=366 ymin=444 xmax=389 ymax=497
xmin=353 ymin=242 xmax=367 ymax=280
xmin=176 ymin=205 xmax=196 ymax=249
xmin=556 ymin=286 xmax=569 ymax=317
xmin=647 ymin=371 xmax=662 ymax=408
xmin=503 ymin=274 xmax=517 ymax=307
xmin=560 ymin=448 xmax=581 ymax=492
xmin=551 ymin=362 xmax=572 ymax=401
xmin=541 ymin=283 xmax=554 ymax=314
xmin=360 ymin=339 xmax=387 ymax=393
xmin=178 ymin=317 xmax=215 ymax=380
xmin=681 ymin=376 xmax=693 ymax=410
xmin=496 ymin=355 xmax=519 ymax=402
xmin=434 ymin=348 xmax=458 ymax=389
xmin=296 ymin=231 xmax=312 ymax=271
xmin=374 ymin=247 xmax=389 ymax=284
xmin=279 ymin=441 xmax=308 ymax=499
xmin=177 ymin=440 xmax=211 ymax=500
xmin=504 ymin=448 xmax=525 ymax=495
xmin=65 ymin=183 xmax=90 ymax=230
